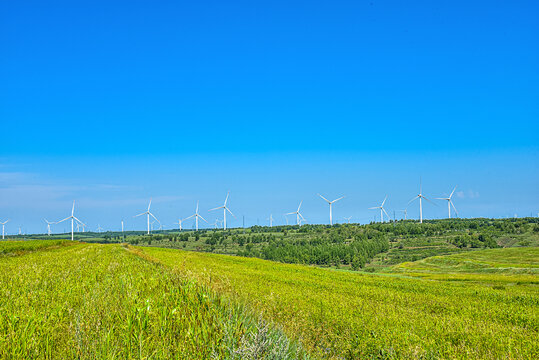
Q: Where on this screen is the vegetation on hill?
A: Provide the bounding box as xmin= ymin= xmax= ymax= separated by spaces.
xmin=139 ymin=245 xmax=539 ymax=359
xmin=0 ymin=242 xmax=306 ymax=359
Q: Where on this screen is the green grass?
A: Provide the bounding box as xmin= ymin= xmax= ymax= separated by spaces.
xmin=139 ymin=245 xmax=539 ymax=359
xmin=0 ymin=239 xmax=72 ymax=256
xmin=0 ymin=241 xmax=306 ymax=359
xmin=390 ymin=247 xmax=539 ymax=285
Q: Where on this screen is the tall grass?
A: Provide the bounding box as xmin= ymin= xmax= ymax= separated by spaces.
xmin=0 ymin=242 xmax=306 ymax=359
xmin=140 ymin=246 xmax=539 ymax=359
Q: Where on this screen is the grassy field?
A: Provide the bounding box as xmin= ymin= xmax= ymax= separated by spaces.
xmin=139 ymin=245 xmax=538 ymax=359
xmin=1 ymin=232 xmax=537 ymax=359
xmin=0 ymin=241 xmax=305 ymax=359
xmin=390 ymin=247 xmax=539 ymax=285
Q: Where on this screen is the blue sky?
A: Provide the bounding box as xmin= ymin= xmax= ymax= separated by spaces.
xmin=0 ymin=0 xmax=538 ymax=233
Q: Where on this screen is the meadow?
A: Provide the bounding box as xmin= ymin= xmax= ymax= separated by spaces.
xmin=1 ymin=218 xmax=538 ymax=359
xmin=139 ymin=245 xmax=538 ymax=359
xmin=0 ymin=242 xmax=305 ymax=359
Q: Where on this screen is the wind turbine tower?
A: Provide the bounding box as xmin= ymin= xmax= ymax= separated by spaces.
xmin=318 ymin=194 xmax=344 ymax=225
xmin=286 ymin=201 xmax=306 ymax=226
xmin=209 ymin=192 xmax=235 ymax=230
xmin=56 ymin=201 xmax=85 ymax=241
xmin=267 ymin=214 xmax=274 ymax=227
xmin=369 ymin=196 xmax=390 ymax=223
xmin=0 ymin=219 xmax=8 ymax=239
xmin=134 ymin=198 xmax=160 ymax=235
xmin=44 ymin=219 xmax=55 ymax=236
xmin=436 ymin=186 xmax=459 ymax=218
xmin=408 ymin=179 xmax=435 ymax=223
xmin=185 ymin=201 xmax=207 ymax=231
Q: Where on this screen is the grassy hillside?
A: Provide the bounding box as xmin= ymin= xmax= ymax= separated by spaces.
xmin=139 ymin=245 xmax=538 ymax=359
xmin=0 ymin=241 xmax=305 ymax=359
xmin=390 ymin=247 xmax=539 ymax=284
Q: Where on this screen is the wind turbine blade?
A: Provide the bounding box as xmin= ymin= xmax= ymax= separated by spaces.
xmin=381 ymin=195 xmax=388 ymax=207
xmin=133 ymin=212 xmax=146 ymax=217
xmin=423 ymin=196 xmax=437 ymax=206
xmin=198 ymin=214 xmax=208 ymax=223
xmin=185 ymin=214 xmax=195 ymax=220
xmin=150 ymin=212 xmax=160 ymax=223
xmin=297 ymin=200 xmax=303 ymax=211
xmin=382 ymin=208 xmax=390 ymax=219
xmin=72 ymin=201 xmax=75 ymax=216
xmin=368 ymin=207 xmax=379 ymax=210
xmin=450 ymin=186 xmax=457 ymax=199
xmin=408 ymin=196 xmax=419 ymax=205
xmin=148 ymin=198 xmax=152 ymax=211
xmin=286 ymin=212 xmax=296 ymax=215
xmin=57 ymin=217 xmax=71 ymax=223
xmin=73 ymin=217 xmax=86 ymax=226
xmin=209 ymin=206 xmax=224 ymax=211
xmin=333 ymin=196 xmax=344 ymax=203
xmin=224 ymin=191 xmax=229 ymax=205
xmin=226 ymin=207 xmax=236 ymax=217
xmin=451 ymin=201 xmax=459 ymax=216
xmin=318 ymin=194 xmax=330 ymax=203
xmin=299 ymin=213 xmax=306 ymax=221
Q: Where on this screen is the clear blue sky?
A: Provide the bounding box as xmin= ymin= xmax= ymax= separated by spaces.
xmin=1 ymin=0 xmax=538 ymax=234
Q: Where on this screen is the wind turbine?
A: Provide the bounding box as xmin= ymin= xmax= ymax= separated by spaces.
xmin=0 ymin=219 xmax=8 ymax=239
xmin=56 ymin=201 xmax=85 ymax=241
xmin=436 ymin=186 xmax=459 ymax=218
xmin=185 ymin=201 xmax=207 ymax=231
xmin=266 ymin=214 xmax=274 ymax=227
xmin=408 ymin=179 xmax=436 ymax=223
xmin=44 ymin=219 xmax=55 ymax=236
xmin=209 ymin=192 xmax=235 ymax=230
xmin=369 ymin=196 xmax=390 ymax=223
xmin=399 ymin=209 xmax=408 ymax=220
xmin=174 ymin=218 xmax=185 ymax=231
xmin=343 ymin=216 xmax=352 ymax=224
xmin=318 ymin=194 xmax=344 ymax=225
xmin=134 ymin=198 xmax=160 ymax=235
xmin=286 ymin=201 xmax=306 ymax=226
xmin=96 ymin=224 xmax=103 ymax=233
xmin=282 ymin=214 xmax=289 ymax=225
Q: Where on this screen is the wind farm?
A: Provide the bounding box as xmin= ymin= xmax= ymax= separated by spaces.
xmin=1 ymin=0 xmax=538 ymax=358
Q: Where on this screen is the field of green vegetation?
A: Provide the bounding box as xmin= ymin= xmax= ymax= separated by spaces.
xmin=2 ymin=218 xmax=538 ymax=359
xmin=139 ymin=245 xmax=538 ymax=359
xmin=0 ymin=242 xmax=305 ymax=359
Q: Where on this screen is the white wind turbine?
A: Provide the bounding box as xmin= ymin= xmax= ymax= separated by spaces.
xmin=343 ymin=216 xmax=352 ymax=224
xmin=134 ymin=198 xmax=160 ymax=235
xmin=44 ymin=219 xmax=55 ymax=236
xmin=96 ymin=224 xmax=104 ymax=233
xmin=1 ymin=219 xmax=9 ymax=239
xmin=174 ymin=218 xmax=185 ymax=231
xmin=286 ymin=201 xmax=306 ymax=226
xmin=318 ymin=194 xmax=344 ymax=225
xmin=185 ymin=201 xmax=207 ymax=231
xmin=408 ymin=179 xmax=436 ymax=223
xmin=266 ymin=214 xmax=274 ymax=227
xmin=209 ymin=192 xmax=235 ymax=230
xmin=399 ymin=208 xmax=408 ymax=220
xmin=436 ymin=186 xmax=459 ymax=218
xmin=369 ymin=196 xmax=390 ymax=223
xmin=56 ymin=201 xmax=85 ymax=241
